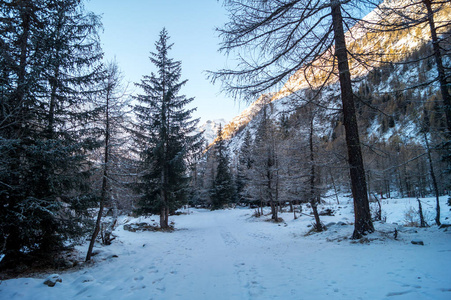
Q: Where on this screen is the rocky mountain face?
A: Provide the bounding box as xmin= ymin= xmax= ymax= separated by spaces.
xmin=197 ymin=119 xmax=227 ymax=145
xmin=201 ymin=1 xmax=450 ymax=198
xmin=211 ymin=1 xmax=450 ymax=150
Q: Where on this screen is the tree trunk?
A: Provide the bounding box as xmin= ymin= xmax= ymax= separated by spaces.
xmin=160 ymin=206 xmax=168 ymax=229
xmin=160 ymin=160 xmax=169 ymax=229
xmin=423 ymin=0 xmax=451 ymax=136
xmin=373 ymin=193 xmax=382 ymax=221
xmin=103 ymin=199 xmax=118 ymax=246
xmin=270 ymin=201 xmax=278 ymax=220
xmin=330 ymin=1 xmax=374 ymax=239
xmin=48 ymin=68 xmax=59 ymax=139
xmin=329 ymin=170 xmax=340 ymax=204
xmin=417 ymin=198 xmax=427 ymax=227
xmin=86 ymin=86 xmax=111 ymax=262
xmin=398 ymin=170 xmax=404 ymax=198
xmin=47 ymin=15 xmax=63 ymax=139
xmin=423 ymin=132 xmax=441 ymax=225
xmin=269 ymin=172 xmax=277 ymax=220
xmin=311 ymin=198 xmax=323 ymax=232
xmin=14 ymin=8 xmax=31 ymax=138
xmin=165 ymin=206 xmax=169 ymax=228
xmin=308 ymin=109 xmax=323 ymax=231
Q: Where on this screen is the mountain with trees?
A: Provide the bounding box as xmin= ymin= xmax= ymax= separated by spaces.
xmin=204 ymin=0 xmax=450 ymax=237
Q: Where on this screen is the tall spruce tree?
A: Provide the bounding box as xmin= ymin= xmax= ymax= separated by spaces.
xmin=0 ymin=0 xmax=103 ymax=265
xmin=133 ymin=28 xmax=203 ymax=229
xmin=210 ymin=124 xmax=236 ymax=209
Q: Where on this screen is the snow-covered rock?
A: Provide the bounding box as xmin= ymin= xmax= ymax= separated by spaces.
xmin=43 ymin=274 xmax=62 ymax=287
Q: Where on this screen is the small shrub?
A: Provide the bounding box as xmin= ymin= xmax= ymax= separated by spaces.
xmin=252 ymin=209 xmax=262 ymax=218
xmin=404 ymin=207 xmax=419 ymax=227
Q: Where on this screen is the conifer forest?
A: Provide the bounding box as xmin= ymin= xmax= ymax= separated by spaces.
xmin=1 ymin=1 xmax=451 ymax=299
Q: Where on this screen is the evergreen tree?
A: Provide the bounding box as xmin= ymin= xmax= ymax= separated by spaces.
xmin=210 ymin=124 xmax=235 ymax=210
xmin=133 ymin=28 xmax=203 ymax=229
xmin=0 ymin=0 xmax=103 ymax=264
xmin=189 ymin=141 xmax=215 ymax=208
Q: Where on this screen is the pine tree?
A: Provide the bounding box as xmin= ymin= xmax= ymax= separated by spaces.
xmin=133 ymin=28 xmax=203 ymax=229
xmin=0 ymin=0 xmax=104 ymax=264
xmin=210 ymin=124 xmax=236 ymax=209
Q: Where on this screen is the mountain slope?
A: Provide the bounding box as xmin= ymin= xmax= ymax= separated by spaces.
xmin=213 ymin=1 xmax=451 ymax=145
xmin=197 ymin=119 xmax=227 ymax=144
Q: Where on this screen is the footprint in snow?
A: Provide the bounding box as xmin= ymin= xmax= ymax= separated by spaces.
xmin=220 ymin=231 xmax=239 ymax=246
xmin=386 ymin=290 xmax=414 ymax=297
xmin=130 ymin=284 xmax=146 ymax=291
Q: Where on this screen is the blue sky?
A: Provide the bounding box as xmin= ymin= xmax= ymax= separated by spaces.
xmin=85 ymin=0 xmax=244 ymax=123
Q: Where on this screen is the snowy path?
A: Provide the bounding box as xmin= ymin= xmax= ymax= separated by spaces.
xmin=2 ymin=199 xmax=451 ymax=299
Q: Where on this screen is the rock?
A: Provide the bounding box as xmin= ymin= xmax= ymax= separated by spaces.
xmin=411 ymin=240 xmax=424 ymax=246
xmin=55 ymin=258 xmax=73 ymax=268
xmin=439 ymin=224 xmax=451 ymax=229
xmin=359 ymin=237 xmax=370 ymax=244
xmin=123 ymin=222 xmax=156 ymax=232
xmin=91 ymin=249 xmax=103 ymax=256
xmin=319 ymin=208 xmax=334 ymax=216
xmin=402 ymin=228 xmax=418 ymax=234
xmin=74 ymin=275 xmax=95 ymax=284
xmin=43 ymin=274 xmax=62 ymax=287
xmin=123 ymin=224 xmax=135 ymax=232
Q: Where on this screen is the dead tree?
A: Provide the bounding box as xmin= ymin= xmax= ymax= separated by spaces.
xmin=417 ymin=198 xmax=428 ymax=228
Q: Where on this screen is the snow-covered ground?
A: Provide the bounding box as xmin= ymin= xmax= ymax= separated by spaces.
xmin=1 ymin=196 xmax=451 ymax=299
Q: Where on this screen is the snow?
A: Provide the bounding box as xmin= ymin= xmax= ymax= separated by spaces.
xmin=1 ymin=196 xmax=451 ymax=299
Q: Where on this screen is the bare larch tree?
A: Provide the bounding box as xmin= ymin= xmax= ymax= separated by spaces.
xmin=211 ymin=0 xmax=375 ymax=238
